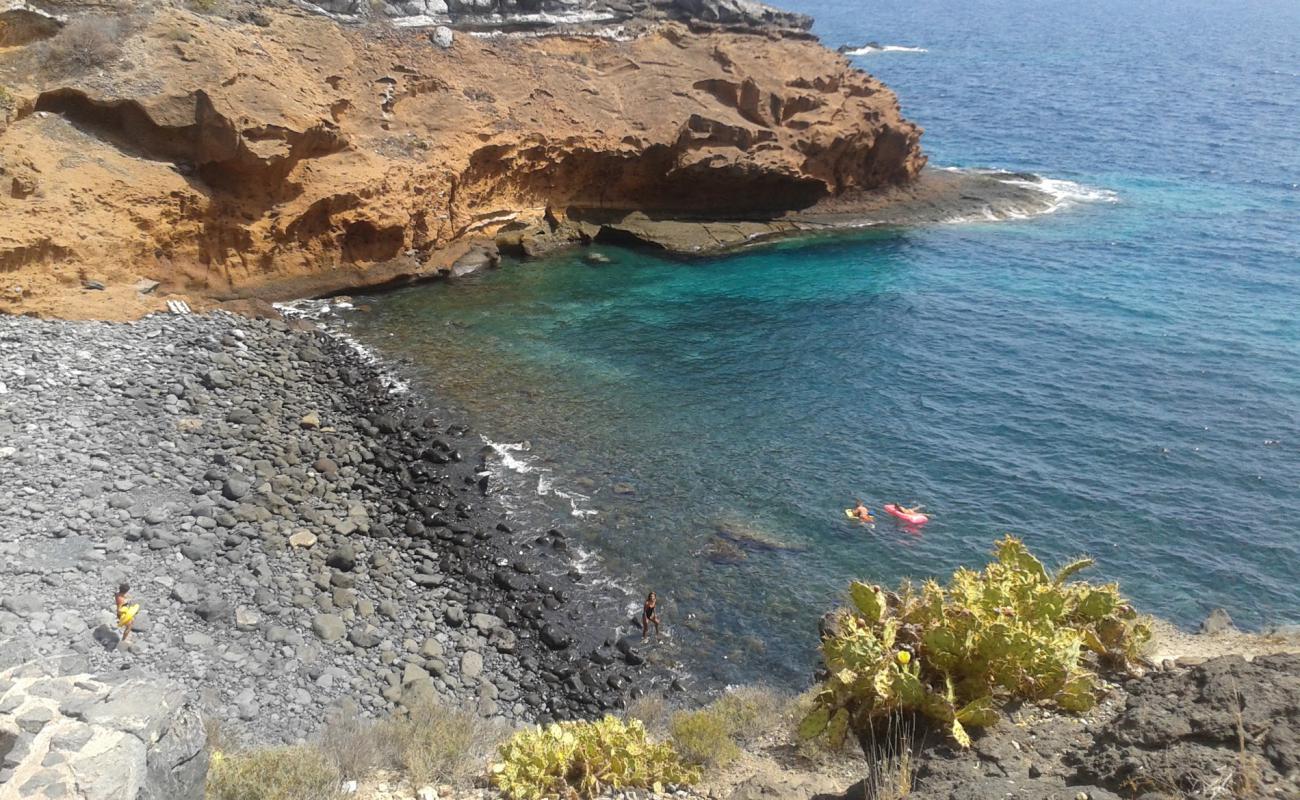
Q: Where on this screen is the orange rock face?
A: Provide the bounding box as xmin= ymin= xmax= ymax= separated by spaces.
xmin=0 ymin=7 xmax=923 ymax=318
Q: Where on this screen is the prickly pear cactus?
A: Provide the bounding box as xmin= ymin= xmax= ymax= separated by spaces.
xmin=800 ymin=536 xmax=1151 ymax=748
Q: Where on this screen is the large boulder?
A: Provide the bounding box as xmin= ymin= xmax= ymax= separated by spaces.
xmin=0 ymin=661 xmax=207 ymax=800
xmin=1072 ymin=654 xmax=1300 ymax=796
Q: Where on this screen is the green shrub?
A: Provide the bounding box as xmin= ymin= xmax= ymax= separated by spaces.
xmin=206 ymin=746 xmax=342 ymax=800
xmin=491 ymin=716 xmax=699 ymax=800
xmin=667 ymin=686 xmax=787 ymax=767
xmin=669 ymin=707 xmax=740 ymax=767
xmin=800 ymin=536 xmax=1152 ymax=748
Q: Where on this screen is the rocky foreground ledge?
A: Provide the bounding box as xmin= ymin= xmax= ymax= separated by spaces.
xmin=0 ymin=312 xmax=674 ymax=747
xmin=0 ymin=661 xmax=206 ymax=799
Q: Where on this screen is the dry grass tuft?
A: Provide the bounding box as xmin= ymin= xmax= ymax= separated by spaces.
xmin=389 ymin=697 xmax=503 ymax=787
xmin=669 ymin=686 xmax=791 ymax=768
xmin=709 ymin=686 xmax=788 ymax=746
xmin=860 ymin=712 xmax=922 ymax=800
xmin=624 ymin=694 xmax=670 ymax=735
xmin=318 ymin=708 xmax=390 ymax=782
xmin=205 ymin=745 xmax=342 ymax=800
xmin=42 ymin=16 xmax=125 ymax=72
xmin=317 ymin=696 xmax=505 ymax=787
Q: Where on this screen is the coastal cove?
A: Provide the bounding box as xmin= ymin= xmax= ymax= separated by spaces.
xmin=1 ymin=0 xmax=1299 ymax=797
xmin=328 ymin=0 xmax=1300 ymax=688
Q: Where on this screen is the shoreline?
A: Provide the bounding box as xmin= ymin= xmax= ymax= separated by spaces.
xmin=0 ymin=311 xmax=687 ymax=745
xmin=2 ymin=307 xmax=1294 ymax=746
xmin=0 ymin=166 xmax=1108 ymax=322
xmin=3 ymin=309 xmax=1299 ymax=800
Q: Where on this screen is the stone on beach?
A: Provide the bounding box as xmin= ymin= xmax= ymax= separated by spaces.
xmin=0 ymin=312 xmax=662 ymax=747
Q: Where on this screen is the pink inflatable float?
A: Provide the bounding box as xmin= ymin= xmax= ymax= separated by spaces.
xmin=883 ymin=504 xmax=929 ymax=525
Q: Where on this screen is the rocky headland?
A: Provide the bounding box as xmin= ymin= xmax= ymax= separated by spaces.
xmin=0 ymin=0 xmax=1065 ymax=319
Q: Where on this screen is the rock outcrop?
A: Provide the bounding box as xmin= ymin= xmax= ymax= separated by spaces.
xmin=906 ymin=654 xmax=1300 ymax=800
xmin=319 ymin=0 xmax=813 ymax=36
xmin=0 ymin=661 xmax=207 ymax=800
xmin=0 ymin=0 xmax=924 ymax=318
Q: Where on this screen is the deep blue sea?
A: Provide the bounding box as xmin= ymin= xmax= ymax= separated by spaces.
xmin=339 ymin=0 xmax=1300 ymax=687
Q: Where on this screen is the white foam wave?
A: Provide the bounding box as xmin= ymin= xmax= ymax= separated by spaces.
xmin=933 ymin=167 xmax=1119 ymax=222
xmin=843 ymin=44 xmax=928 ymax=55
xmin=273 ymin=299 xmax=410 ymax=395
xmin=481 ymin=437 xmax=599 ymax=518
xmin=1001 ymin=175 xmax=1120 ymax=208
xmin=469 ymin=24 xmax=631 ymax=41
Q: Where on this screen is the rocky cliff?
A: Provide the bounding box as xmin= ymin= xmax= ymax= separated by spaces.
xmin=0 ymin=0 xmax=925 ymax=318
xmin=0 ymin=660 xmax=207 ymax=800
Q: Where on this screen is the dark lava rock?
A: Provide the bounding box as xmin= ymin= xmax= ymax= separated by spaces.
xmin=326 ymin=544 xmax=357 ymax=572
xmin=539 ymin=624 xmax=572 ymax=651
xmin=194 ymin=598 xmax=233 ymax=623
xmin=1070 ymin=653 xmax=1300 ymax=797
xmin=221 ymin=477 xmax=250 ymax=501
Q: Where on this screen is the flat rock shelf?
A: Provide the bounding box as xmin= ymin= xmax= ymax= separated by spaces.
xmin=0 ymin=312 xmax=675 ymax=745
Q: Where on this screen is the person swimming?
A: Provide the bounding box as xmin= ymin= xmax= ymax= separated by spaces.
xmin=641 ymin=591 xmax=661 ymax=640
xmin=115 ymin=582 xmax=140 ymax=642
xmin=852 ymin=500 xmax=874 ymax=522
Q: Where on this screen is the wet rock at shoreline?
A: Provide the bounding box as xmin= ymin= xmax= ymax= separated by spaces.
xmin=0 ymin=312 xmax=677 ymax=745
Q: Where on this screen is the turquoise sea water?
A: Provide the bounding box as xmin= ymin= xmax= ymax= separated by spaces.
xmin=341 ymin=0 xmax=1300 ymax=686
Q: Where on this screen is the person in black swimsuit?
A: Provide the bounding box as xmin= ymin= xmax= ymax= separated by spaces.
xmin=641 ymin=591 xmax=661 ymax=640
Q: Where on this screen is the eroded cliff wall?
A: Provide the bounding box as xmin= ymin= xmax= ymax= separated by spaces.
xmin=0 ymin=0 xmax=924 ymax=317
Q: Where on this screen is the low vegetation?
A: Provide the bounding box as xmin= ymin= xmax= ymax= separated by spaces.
xmin=206 ymin=746 xmax=342 ymax=800
xmin=860 ymin=711 xmax=922 ymax=800
xmin=667 ymin=686 xmax=788 ymax=767
xmin=490 ymin=716 xmax=699 ymax=800
xmin=670 ymin=705 xmax=739 ymax=767
xmin=317 ymin=697 xmax=504 ymax=786
xmin=41 ymin=16 xmax=126 ymax=72
xmin=389 ymin=697 xmax=503 ymax=787
xmin=206 ymin=698 xmax=502 ymax=799
xmin=800 ymin=536 xmax=1152 ymax=749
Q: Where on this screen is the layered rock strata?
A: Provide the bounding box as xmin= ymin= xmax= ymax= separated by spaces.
xmin=0 ymin=0 xmax=924 ymax=318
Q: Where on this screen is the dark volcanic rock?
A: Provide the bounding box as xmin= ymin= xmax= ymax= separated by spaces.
xmin=1071 ymin=654 xmax=1300 ymax=798
xmin=0 ymin=311 xmax=676 ymax=748
xmin=327 ymin=543 xmax=358 ymax=572
xmin=907 ymin=654 xmax=1300 ymax=800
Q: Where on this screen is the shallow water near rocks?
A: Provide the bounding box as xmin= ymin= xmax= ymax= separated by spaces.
xmin=339 ymin=0 xmax=1300 ymax=687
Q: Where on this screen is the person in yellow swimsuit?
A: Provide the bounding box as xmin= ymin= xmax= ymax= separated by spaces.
xmin=115 ymin=582 xmax=139 ymax=642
